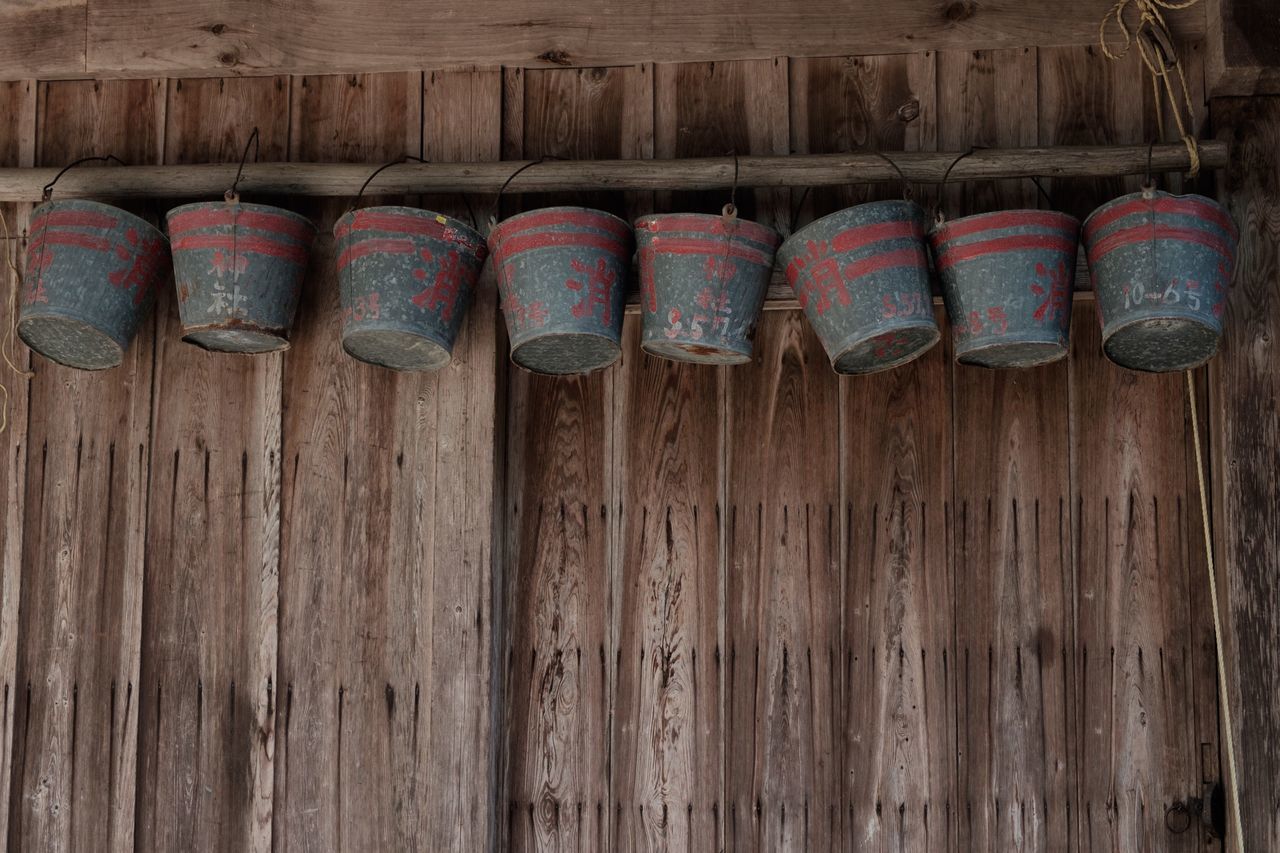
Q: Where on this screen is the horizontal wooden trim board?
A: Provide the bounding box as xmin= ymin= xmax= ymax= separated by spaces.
xmin=627 ymin=283 xmax=1098 ymax=313
xmin=0 ymin=143 xmax=1225 ymax=201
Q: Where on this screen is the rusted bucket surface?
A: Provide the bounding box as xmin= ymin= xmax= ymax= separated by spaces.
xmin=167 ymin=201 xmax=316 ymax=354
xmin=634 ymin=212 xmax=780 ymax=364
xmin=333 ymin=206 xmax=487 ymax=371
xmin=490 ymin=206 xmax=632 ymax=375
xmin=778 ymin=200 xmax=938 ymax=374
xmin=931 ymin=210 xmax=1080 ymax=369
xmin=19 ymin=199 xmax=169 ymax=370
xmin=1083 ymin=190 xmax=1237 ymax=372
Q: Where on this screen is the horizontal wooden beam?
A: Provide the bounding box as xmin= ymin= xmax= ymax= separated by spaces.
xmin=0 ymin=143 xmax=1225 ymax=202
xmin=1 ymin=0 xmax=1206 ymax=80
xmin=1207 ymin=0 xmax=1280 ymax=95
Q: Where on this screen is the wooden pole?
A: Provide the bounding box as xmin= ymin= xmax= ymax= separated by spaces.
xmin=0 ymin=142 xmax=1225 ymax=202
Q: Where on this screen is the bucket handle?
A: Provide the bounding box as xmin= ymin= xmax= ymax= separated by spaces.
xmin=932 ymin=146 xmax=1055 ymax=227
xmin=489 ymin=155 xmax=564 ymax=234
xmin=42 ymin=154 xmax=128 ymax=201
xmin=348 ymin=156 xmax=478 ymax=229
xmin=223 ymin=127 xmax=261 ymax=203
xmin=787 ymin=148 xmax=912 ymax=235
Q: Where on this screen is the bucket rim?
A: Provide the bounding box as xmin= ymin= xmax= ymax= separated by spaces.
xmin=509 ymin=329 xmax=622 ymax=375
xmin=633 ymin=212 xmax=781 ymax=247
xmin=829 ymin=320 xmax=940 ymax=375
xmin=17 ymin=312 xmax=126 ymax=370
xmin=640 ymin=337 xmax=752 ymax=365
xmin=333 ymin=204 xmax=485 ymax=246
xmin=1102 ymin=313 xmax=1220 ymax=372
xmin=930 ymin=208 xmax=1080 ymax=240
xmin=1081 ymin=189 xmax=1235 ymax=238
xmin=783 ymin=198 xmax=925 ymax=250
xmin=955 ymin=337 xmax=1069 ymax=369
xmin=341 ymin=327 xmax=453 ymax=372
xmin=166 ymin=199 xmax=318 ymax=234
xmin=32 ymin=197 xmax=169 ymax=246
xmin=490 ymin=205 xmax=632 ymax=245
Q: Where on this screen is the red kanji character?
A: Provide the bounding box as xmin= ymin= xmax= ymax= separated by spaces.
xmin=789 ymin=240 xmax=850 ymax=316
xmin=703 ymin=254 xmax=737 ymax=284
xmin=22 ymin=247 xmax=53 ymax=306
xmin=565 ymin=256 xmax=617 ymax=324
xmin=412 ymin=247 xmax=465 ymax=321
xmin=639 ymin=247 xmax=658 ymax=314
xmin=986 ymin=306 xmax=1009 ymax=335
xmin=108 ymin=227 xmax=166 ymax=306
xmin=1031 ymin=260 xmax=1071 ymax=324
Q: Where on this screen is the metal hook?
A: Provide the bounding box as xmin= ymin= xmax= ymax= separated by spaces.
xmin=226 ymin=127 xmax=260 ymax=203
xmin=933 ymin=147 xmax=977 ymax=225
xmin=42 ymin=154 xmax=128 ymax=201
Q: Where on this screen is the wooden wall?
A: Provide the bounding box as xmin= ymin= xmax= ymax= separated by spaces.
xmin=0 ymin=45 xmax=1226 ymax=852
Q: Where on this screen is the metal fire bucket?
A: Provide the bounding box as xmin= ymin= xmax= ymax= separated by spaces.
xmin=489 ymin=206 xmax=632 ymax=375
xmin=634 ymin=209 xmax=780 ymax=364
xmin=333 ymin=206 xmax=487 ymax=371
xmin=931 ymin=210 xmax=1080 ymax=368
xmin=167 ymin=200 xmax=316 ymax=353
xmin=1083 ymin=188 xmax=1237 ymax=372
xmin=19 ymin=199 xmax=169 ymax=370
xmin=778 ymin=199 xmax=939 ymax=374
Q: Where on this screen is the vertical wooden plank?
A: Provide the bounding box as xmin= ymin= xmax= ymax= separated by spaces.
xmin=938 ymin=47 xmax=1077 ymax=853
xmin=7 ymin=78 xmax=164 ymax=852
xmin=133 ymin=75 xmax=289 ymax=853
xmin=274 ymin=71 xmax=428 ymax=852
xmin=1040 ymin=44 xmax=1213 ymax=852
xmin=0 ymin=77 xmax=35 ymax=850
xmin=501 ymin=63 xmax=649 ymax=853
xmin=1212 ymin=94 xmax=1280 ymax=853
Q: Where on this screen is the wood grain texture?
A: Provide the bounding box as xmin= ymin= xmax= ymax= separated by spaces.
xmin=1207 ymin=0 xmax=1280 ymax=95
xmin=1212 ymin=95 xmax=1280 ymax=851
xmin=133 ymin=75 xmax=289 ymax=853
xmin=6 ymin=78 xmax=163 ymax=853
xmin=0 ymin=0 xmax=86 ymax=78
xmin=939 ymin=48 xmax=1076 ymax=853
xmin=1041 ymin=44 xmax=1214 ymax=853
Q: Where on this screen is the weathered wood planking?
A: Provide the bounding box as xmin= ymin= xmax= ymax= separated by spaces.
xmin=7 ymin=78 xmax=164 ymax=852
xmin=939 ymin=48 xmax=1077 ymax=852
xmin=1041 ymin=45 xmax=1213 ymax=852
xmin=0 ymin=78 xmax=35 ymax=850
xmin=0 ymin=1 xmax=86 ymax=79
xmin=133 ymin=76 xmax=289 ymax=853
xmin=273 ymin=71 xmax=444 ymax=851
xmin=1207 ymin=0 xmax=1280 ymax=95
xmin=500 ymin=63 xmax=649 ymax=852
xmin=1212 ymin=96 xmax=1280 ymax=852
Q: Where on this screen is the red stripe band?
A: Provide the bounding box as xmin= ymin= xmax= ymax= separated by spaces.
xmin=335 ymin=210 xmax=484 ymax=248
xmin=169 ymin=208 xmax=314 ymax=244
xmin=934 ymin=234 xmax=1078 ymax=272
xmin=830 ymin=219 xmax=922 ymax=254
xmin=1087 ymin=225 xmax=1235 ymax=264
xmin=171 ymin=234 xmax=310 ymax=265
xmin=335 ymin=238 xmax=418 ymax=269
xmin=33 ymin=209 xmax=122 ymax=230
xmin=495 ymin=209 xmax=631 ymax=243
xmin=494 ymin=230 xmax=628 ymax=261
xmin=637 ymin=215 xmax=779 ymax=247
xmin=1084 ymin=196 xmax=1237 ymax=243
xmin=646 ymin=236 xmax=774 ymax=267
xmin=934 ymin=211 xmax=1078 ymax=242
xmin=29 ymin=231 xmax=113 ymax=253
xmin=839 ymin=247 xmax=926 ymax=282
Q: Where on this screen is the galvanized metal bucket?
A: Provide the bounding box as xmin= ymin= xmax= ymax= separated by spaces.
xmin=333 ymin=206 xmax=487 ymax=371
xmin=778 ymin=199 xmax=938 ymax=374
xmin=931 ymin=210 xmax=1080 ymax=368
xmin=1083 ymin=188 xmax=1237 ymax=372
xmin=489 ymin=206 xmax=632 ymax=375
xmin=634 ymin=209 xmax=780 ymax=364
xmin=167 ymin=200 xmax=316 ymax=353
xmin=19 ymin=199 xmax=169 ymax=370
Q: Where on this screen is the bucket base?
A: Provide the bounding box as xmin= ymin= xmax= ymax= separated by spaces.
xmin=511 ymin=333 xmax=620 ymax=375
xmin=833 ymin=325 xmax=940 ymax=375
xmin=1103 ymin=317 xmax=1219 ymax=372
xmin=641 ymin=339 xmax=751 ymax=365
xmin=958 ymin=340 xmax=1068 ymax=369
xmin=343 ymin=329 xmax=452 ymax=372
xmin=183 ymin=327 xmax=289 ymax=354
xmin=18 ymin=315 xmax=124 ymax=370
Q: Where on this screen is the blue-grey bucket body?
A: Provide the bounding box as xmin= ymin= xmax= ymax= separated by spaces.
xmin=634 ymin=212 xmax=780 ymax=364
xmin=334 ymin=206 xmax=487 ymax=371
xmin=489 ymin=206 xmax=633 ymax=375
xmin=1083 ymin=190 xmax=1237 ymax=372
xmin=167 ymin=200 xmax=316 ymax=354
xmin=931 ymin=210 xmax=1080 ymax=368
xmin=19 ymin=199 xmax=169 ymax=370
xmin=778 ymin=200 xmax=939 ymax=374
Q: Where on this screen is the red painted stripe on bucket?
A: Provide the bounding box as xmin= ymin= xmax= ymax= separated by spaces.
xmin=494 ymin=230 xmax=628 ymax=260
xmin=33 ymin=209 xmax=121 ymax=230
xmin=838 ymin=247 xmax=924 ymax=281
xmin=169 ymin=208 xmax=314 ymax=243
xmin=935 ymin=211 xmax=1078 ymax=242
xmin=171 ymin=233 xmax=310 ymax=265
xmin=1087 ymin=225 xmax=1235 ymax=264
xmin=1084 ymin=196 xmax=1237 ymax=242
xmin=638 ymin=214 xmax=780 ymax=247
xmin=30 ymin=231 xmax=113 ymax=253
xmin=934 ymin=234 xmax=1078 ymax=272
xmin=336 ymin=211 xmax=449 ymax=241
xmin=496 ymin=209 xmax=631 ymax=243
xmin=335 ymin=237 xmax=418 ymax=269
xmin=830 ymin=219 xmax=922 ymax=254
xmin=649 ymin=236 xmax=774 ymax=267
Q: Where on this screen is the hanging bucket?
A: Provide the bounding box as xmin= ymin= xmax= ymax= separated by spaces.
xmin=778 ymin=199 xmax=938 ymax=374
xmin=1083 ymin=188 xmax=1237 ymax=372
xmin=167 ymin=200 xmax=316 ymax=353
xmin=489 ymin=206 xmax=632 ymax=375
xmin=930 ymin=210 xmax=1080 ymax=368
xmin=19 ymin=199 xmax=169 ymax=370
xmin=634 ymin=209 xmax=780 ymax=364
xmin=333 ymin=206 xmax=487 ymax=371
